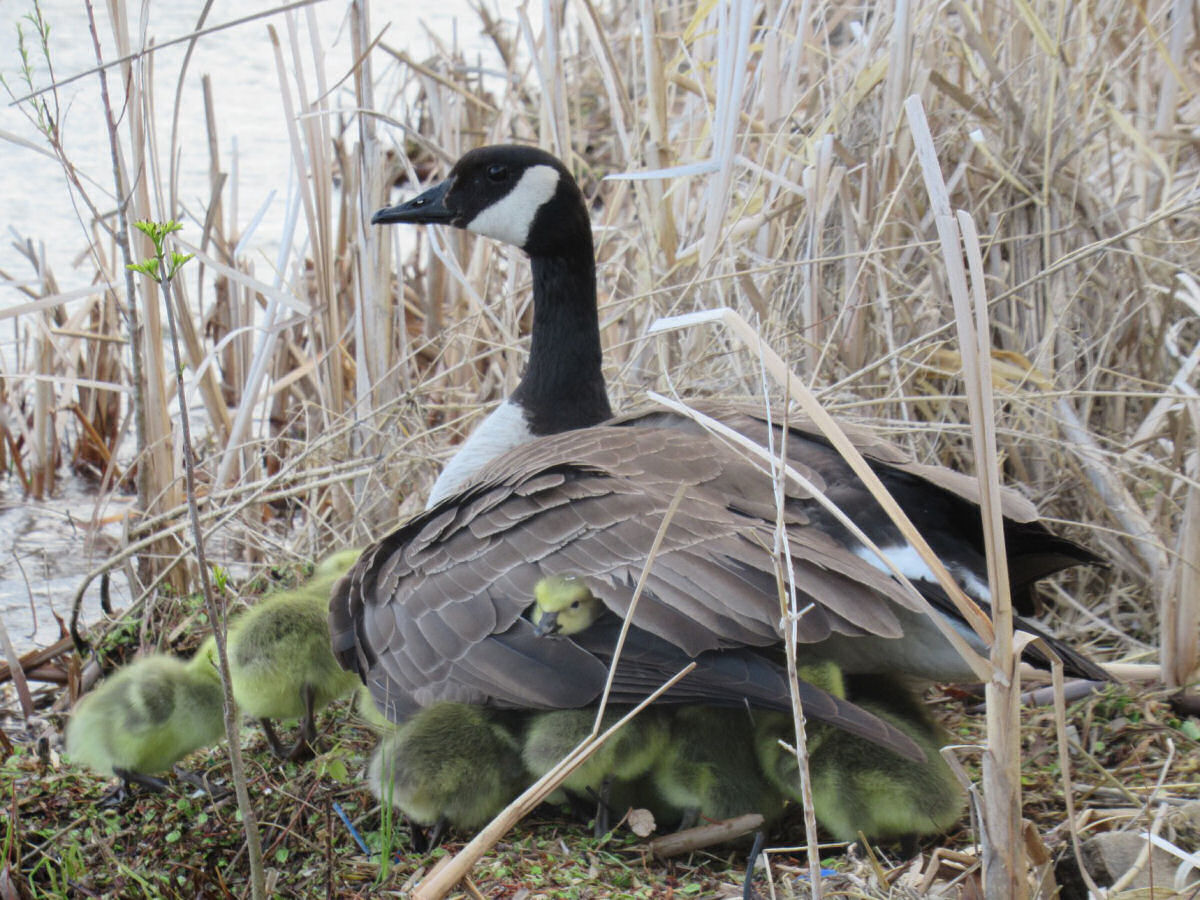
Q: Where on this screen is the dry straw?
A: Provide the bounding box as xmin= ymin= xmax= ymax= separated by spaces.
xmin=4 ymin=0 xmax=1200 ymax=894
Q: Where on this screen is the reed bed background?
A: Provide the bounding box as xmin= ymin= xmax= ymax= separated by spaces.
xmin=3 ymin=0 xmax=1199 ymax=896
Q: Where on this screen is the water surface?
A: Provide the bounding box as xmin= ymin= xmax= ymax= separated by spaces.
xmin=1 ymin=0 xmax=509 ymax=654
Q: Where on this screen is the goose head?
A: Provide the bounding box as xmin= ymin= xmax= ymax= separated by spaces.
xmin=373 ymin=145 xmax=591 ymax=259
xmin=373 ymin=144 xmax=611 ymax=498
xmin=530 ymin=574 xmax=605 ymax=637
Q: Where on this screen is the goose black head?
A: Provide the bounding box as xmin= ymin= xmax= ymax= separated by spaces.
xmin=373 ymin=144 xmax=591 ymax=259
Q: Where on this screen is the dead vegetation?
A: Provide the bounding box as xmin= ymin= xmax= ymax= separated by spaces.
xmin=2 ymin=0 xmax=1199 ymax=896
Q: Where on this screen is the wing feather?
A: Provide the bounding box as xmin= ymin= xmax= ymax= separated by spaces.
xmin=328 ymin=402 xmax=1104 ymax=733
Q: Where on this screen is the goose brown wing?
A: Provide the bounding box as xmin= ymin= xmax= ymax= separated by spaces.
xmin=667 ymin=402 xmax=1107 ymax=678
xmin=329 ymin=404 xmax=1106 ymax=721
xmin=330 ymin=420 xmax=930 ymax=721
xmin=680 ymin=402 xmax=1101 ymax=604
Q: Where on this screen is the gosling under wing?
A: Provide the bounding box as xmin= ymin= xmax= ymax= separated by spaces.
xmin=564 ymin=614 xmax=926 ymax=760
xmin=522 ymin=706 xmax=669 ymax=792
xmin=806 ymin=679 xmax=966 ymax=844
xmin=653 ymin=707 xmax=786 ymax=825
xmin=367 ymin=702 xmax=531 ymax=829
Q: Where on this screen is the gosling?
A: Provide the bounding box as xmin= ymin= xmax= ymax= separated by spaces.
xmin=368 ymin=702 xmax=532 ymax=848
xmin=65 ymin=636 xmax=224 ymax=794
xmin=227 ymin=549 xmax=362 ymax=760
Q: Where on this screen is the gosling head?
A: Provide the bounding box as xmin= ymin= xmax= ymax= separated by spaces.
xmin=312 ymin=548 xmax=364 ymax=581
xmin=372 ymin=145 xmax=589 ymax=258
xmin=530 ymin=575 xmax=604 ymax=637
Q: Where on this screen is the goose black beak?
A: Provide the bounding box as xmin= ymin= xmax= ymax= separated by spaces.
xmin=532 ymin=611 xmax=560 ymax=637
xmin=372 ymin=178 xmax=454 ymax=225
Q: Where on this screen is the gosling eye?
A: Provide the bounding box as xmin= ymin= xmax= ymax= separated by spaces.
xmin=570 ymin=600 xmax=580 ymax=609
xmin=486 ymin=164 xmax=509 ymax=182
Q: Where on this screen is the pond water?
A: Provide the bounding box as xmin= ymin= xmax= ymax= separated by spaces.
xmin=0 ymin=0 xmax=513 ymax=655
xmin=0 ymin=470 xmax=134 ymax=655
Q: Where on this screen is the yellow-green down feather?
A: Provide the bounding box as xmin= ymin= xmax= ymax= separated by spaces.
xmin=65 ymin=638 xmax=223 ymax=779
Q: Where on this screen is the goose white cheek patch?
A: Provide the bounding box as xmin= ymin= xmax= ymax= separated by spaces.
xmin=466 ymin=164 xmax=560 ymax=247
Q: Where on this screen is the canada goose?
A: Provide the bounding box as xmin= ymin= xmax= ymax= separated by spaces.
xmin=65 ymin=637 xmax=224 ymax=792
xmin=758 ymin=677 xmax=965 ymax=850
xmin=808 ymin=678 xmax=965 ymax=850
xmin=229 ymin=550 xmax=363 ymax=760
xmin=529 ymin=574 xmax=602 ymax=637
xmin=333 ymin=145 xmax=1104 ymax=747
xmin=649 ymin=664 xmax=843 ymax=833
xmin=367 ymin=702 xmax=531 ymax=843
xmin=752 ymin=660 xmax=849 ymax=770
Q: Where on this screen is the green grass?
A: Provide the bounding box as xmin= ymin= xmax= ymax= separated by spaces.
xmin=6 ymin=680 xmax=1196 ymax=898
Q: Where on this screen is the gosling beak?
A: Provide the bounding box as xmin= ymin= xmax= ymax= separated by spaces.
xmin=532 ymin=611 xmax=560 ymax=637
xmin=372 ymin=177 xmax=455 ymax=225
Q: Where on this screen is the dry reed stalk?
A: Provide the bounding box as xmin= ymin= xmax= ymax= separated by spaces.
xmin=906 ymin=92 xmax=1026 ymax=897
xmin=31 ymin=308 xmax=55 ymax=498
xmin=73 ymin=290 xmax=124 ymax=481
xmin=0 ymin=612 xmax=34 ymax=720
xmin=1165 ymin=437 xmax=1200 ymax=688
xmin=648 ymin=814 xmax=766 ymax=859
xmin=350 ymin=0 xmax=398 ymax=434
xmin=765 ymin=394 xmax=825 ymax=897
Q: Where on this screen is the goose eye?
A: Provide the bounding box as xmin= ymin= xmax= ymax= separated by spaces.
xmin=411 ymin=197 xmax=428 ymax=208
xmin=486 ymin=164 xmax=508 ymax=182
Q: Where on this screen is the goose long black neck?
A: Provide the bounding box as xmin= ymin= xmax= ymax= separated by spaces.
xmin=512 ymin=249 xmax=612 ymax=435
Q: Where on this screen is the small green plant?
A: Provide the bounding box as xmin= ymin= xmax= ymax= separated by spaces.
xmin=127 ymin=220 xmax=194 ymax=283
xmin=210 ymin=564 xmax=230 ymax=595
xmin=26 ymin=838 xmax=85 ymax=899
xmin=95 ymin=618 xmax=140 ymax=661
xmin=1 ymin=0 xmax=56 ymax=139
xmin=375 ymin=761 xmax=398 ymax=883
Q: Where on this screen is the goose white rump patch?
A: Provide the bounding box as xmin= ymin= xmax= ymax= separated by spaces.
xmin=852 ymin=544 xmax=992 ymax=602
xmin=426 ymin=400 xmax=534 ymax=508
xmin=466 ymin=165 xmax=560 ymax=247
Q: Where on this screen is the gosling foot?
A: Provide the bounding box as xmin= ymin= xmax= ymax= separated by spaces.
xmin=101 ymin=768 xmax=170 ymax=805
xmin=260 ymin=717 xmax=317 ymax=763
xmin=409 ymin=816 xmax=448 ymax=854
xmin=742 ymin=829 xmax=766 ymax=900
